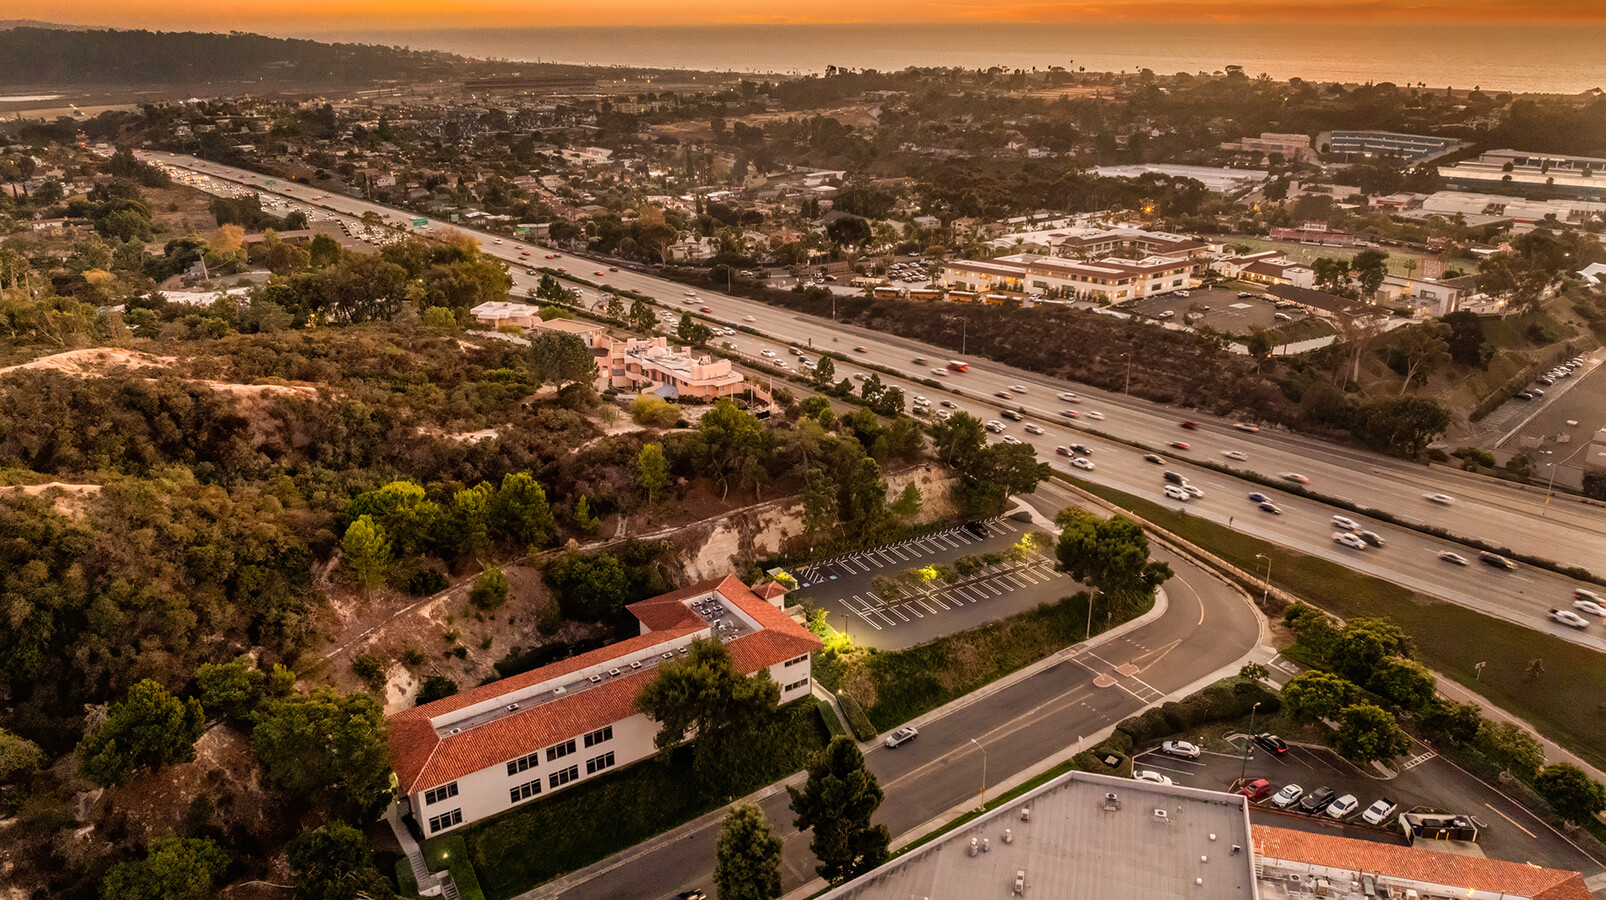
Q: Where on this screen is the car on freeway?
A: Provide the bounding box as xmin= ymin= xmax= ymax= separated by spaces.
xmin=1086 ymin=411 xmax=1105 ymax=420
xmin=1070 ymin=443 xmax=1093 ymax=456
xmin=932 ymin=368 xmax=949 ymax=376
xmin=1010 ymin=384 xmax=1028 ymax=393
xmin=1024 ymin=423 xmax=1044 ymax=435
xmin=1573 ymin=597 xmax=1606 ymax=617
xmin=596 ymin=270 xmax=605 ymax=276
xmin=1056 ymin=446 xmax=1072 ymax=456
xmin=1479 ymin=551 xmax=1515 ymax=571
xmin=1438 ymin=550 xmax=1469 ymax=566
xmin=1133 ymin=770 xmax=1174 ymax=786
xmin=761 ymin=349 xmax=777 ymax=358
xmin=1550 ymin=608 xmax=1590 ymax=629
xmin=854 ymin=346 xmax=868 ymax=353
xmin=1325 ymin=794 xmax=1360 ymax=819
xmin=1060 ymin=409 xmax=1080 ymax=418
xmin=744 ymin=315 xmax=756 ymax=322
xmin=1271 ymin=784 xmax=1304 ymax=808
xmin=1057 ymin=391 xmax=1078 ymax=401
xmin=1248 ymin=493 xmax=1270 ymax=503
xmin=1161 ymin=740 xmax=1201 ymax=759
xmin=1254 ymin=733 xmax=1289 ymax=755
xmin=1239 ymin=778 xmax=1273 ymax=801
xmin=1299 ymin=786 xmax=1337 ymax=814
xmin=1073 ymin=457 xmax=1095 ymax=470
xmin=1282 ymin=473 xmax=1310 ymax=484
xmin=1001 ymin=409 xmax=1023 ymax=421
xmin=995 ymin=391 xmax=1013 ymax=400
xmin=1171 ymin=441 xmax=1191 ymax=450
xmin=1183 ymin=484 xmax=1205 ymax=498
xmin=1333 ymin=532 xmax=1368 ymax=551
xmin=1423 ymin=493 xmax=1455 ymax=505
xmin=1180 ymin=421 xmax=1198 ymax=430
xmin=1332 ymin=515 xmax=1361 ymax=531
xmin=940 ymin=400 xmax=957 ymax=408
xmin=677 ymin=891 xmax=708 ymax=900
xmin=1223 ymin=450 xmax=1249 ymax=461
xmin=609 ymin=267 xmax=619 ymax=272
xmin=1163 ymin=484 xmax=1191 ymax=501
xmin=1357 ymin=531 xmax=1386 ymax=548
xmin=1233 ymin=423 xmax=1260 ymax=432
xmin=1259 ymin=502 xmax=1283 ymax=514
xmin=1144 ymin=454 xmax=1164 ymax=464
xmin=1002 ymin=435 xmax=1022 ymax=445
xmin=1362 ymin=798 xmax=1399 ymax=825
xmin=701 ymin=307 xmax=712 ymax=312
xmin=985 ymin=420 xmax=1006 ymax=433
xmin=885 ymin=726 xmax=919 ymax=748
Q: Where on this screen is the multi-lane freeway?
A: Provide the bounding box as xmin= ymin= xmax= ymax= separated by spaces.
xmin=138 ymin=150 xmax=1606 ymax=648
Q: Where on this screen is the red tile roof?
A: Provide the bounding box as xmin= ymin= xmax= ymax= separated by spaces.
xmin=1252 ymin=825 xmax=1593 ymax=900
xmin=389 ymin=575 xmax=821 ymax=794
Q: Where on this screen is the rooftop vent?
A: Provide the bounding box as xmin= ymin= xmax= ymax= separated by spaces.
xmin=589 ymin=674 xmax=603 ymax=684
xmin=552 ymin=686 xmax=567 ymax=696
xmin=1103 ymin=793 xmax=1121 ymax=812
xmin=630 ymin=661 xmax=642 ymax=670
xmin=1153 ymin=808 xmax=1170 ymax=822
xmin=506 ymin=703 xmax=520 ymax=712
xmin=662 ymin=651 xmax=674 ymax=660
xmin=1020 ymin=808 xmax=1031 ymax=822
xmin=608 ymin=668 xmax=621 ymax=677
xmin=447 ymin=728 xmax=461 ymax=735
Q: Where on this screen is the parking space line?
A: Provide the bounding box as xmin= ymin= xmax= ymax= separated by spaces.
xmin=917 ymin=598 xmax=940 ymax=615
xmin=837 ymin=599 xmax=882 ymax=631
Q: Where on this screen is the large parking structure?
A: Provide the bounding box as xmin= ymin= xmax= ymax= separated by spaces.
xmin=792 ymin=516 xmax=1076 ymax=650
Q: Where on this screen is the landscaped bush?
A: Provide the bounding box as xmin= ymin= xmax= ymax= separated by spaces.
xmin=835 ymin=693 xmax=877 ymax=741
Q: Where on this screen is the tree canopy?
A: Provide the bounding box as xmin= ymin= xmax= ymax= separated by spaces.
xmin=636 ymin=638 xmax=781 ymax=777
xmin=788 ymin=737 xmax=890 ymax=883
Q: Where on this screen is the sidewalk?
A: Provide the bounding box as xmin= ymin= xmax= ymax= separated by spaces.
xmin=1434 ymin=672 xmax=1606 ymax=786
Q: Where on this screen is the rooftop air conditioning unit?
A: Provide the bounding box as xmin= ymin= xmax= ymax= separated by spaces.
xmin=1153 ymin=808 xmax=1170 ymax=822
xmin=662 ymin=652 xmax=674 ymax=660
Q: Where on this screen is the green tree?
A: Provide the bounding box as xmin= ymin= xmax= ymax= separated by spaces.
xmin=493 ymin=472 xmax=557 ymax=551
xmin=0 ymin=727 xmax=43 ymax=780
xmin=676 ymin=313 xmax=714 ymax=347
xmin=788 ymin=737 xmax=891 ymax=883
xmin=453 ymin=482 xmax=495 ymax=562
xmin=1283 ymin=603 xmax=1340 ymax=658
xmin=572 ymin=494 xmax=599 ymax=534
xmin=1329 ymin=617 xmax=1413 ymax=683
xmin=545 ymin=551 xmax=632 ymax=620
xmin=340 ymin=515 xmax=392 ymax=590
xmin=1367 ymin=657 xmax=1436 ymax=712
xmin=1534 ymin=763 xmax=1606 ymax=824
xmin=826 ymin=215 xmax=873 ymax=247
xmin=629 ymin=296 xmax=659 ymax=333
xmin=348 ymin=481 xmax=440 ymax=557
xmin=469 ymin=565 xmax=509 ymax=610
xmin=1392 ymin=320 xmax=1451 ymax=393
xmin=631 ymin=395 xmax=682 ymax=428
xmin=287 ymin=820 xmax=398 ymax=900
xmin=1282 ymin=671 xmax=1359 ymax=722
xmin=1350 ymin=249 xmax=1390 ymax=298
xmin=635 ymin=442 xmax=672 ymax=505
xmin=802 ymin=468 xmax=840 ymax=542
xmin=840 ymin=456 xmax=890 ymax=540
xmin=100 ymin=837 xmax=228 ymax=900
xmin=421 ymin=306 xmax=457 ymax=328
xmin=416 ymin=675 xmax=458 ymax=706
xmin=811 ymin=355 xmax=837 ymax=389
xmin=636 ymin=638 xmax=781 ymax=776
xmin=1054 ymin=509 xmax=1173 ymax=617
xmin=1352 ymin=396 xmax=1451 ymax=457
xmin=1420 ymin=698 xmax=1483 ymax=746
xmin=716 ymin=804 xmax=784 ymax=900
xmin=1334 ymin=702 xmax=1412 ymax=764
xmin=529 ymin=330 xmax=597 ymax=393
xmin=1475 ymin=719 xmax=1544 ymax=780
xmin=79 ymin=679 xmax=206 ymax=787
xmin=694 ymin=399 xmax=774 ymax=500
xmin=308 ymin=233 xmax=342 ymax=269
xmin=1441 ymin=311 xmax=1491 ymax=368
xmin=253 ymin=690 xmax=394 ymax=822
xmin=194 ymin=658 xmax=266 ymax=721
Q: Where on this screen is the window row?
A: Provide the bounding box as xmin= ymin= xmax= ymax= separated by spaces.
xmin=546 ymin=739 xmax=577 ymax=762
xmin=507 ymin=752 xmax=540 ymax=776
xmin=783 ymin=677 xmax=810 ymax=692
xmin=510 ymin=779 xmax=542 ymax=804
xmin=784 ymin=654 xmax=808 ymax=668
xmin=583 ymin=726 xmax=613 ymax=748
xmin=424 ymin=782 xmax=458 ymax=806
xmin=428 ymin=808 xmax=462 ymax=833
xmin=550 ymin=765 xmax=580 ymax=789
xmin=586 ymin=751 xmax=616 ymax=775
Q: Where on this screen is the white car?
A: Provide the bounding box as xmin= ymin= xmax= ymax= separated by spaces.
xmin=1086 ymin=411 xmax=1105 ymax=420
xmin=913 ymin=396 xmax=929 ymax=406
xmin=1332 ymin=532 xmax=1367 ymax=551
xmin=1010 ymin=384 xmax=1028 ymax=393
xmin=1072 ymin=457 xmax=1095 ymax=470
xmin=1024 ymin=423 xmax=1044 ymax=435
xmin=1133 ymin=770 xmax=1173 ymax=786
xmin=1182 ymin=484 xmax=1204 ymax=498
xmin=1325 ymin=794 xmax=1360 ymax=819
xmin=743 ymin=315 xmax=756 ymax=322
xmin=1271 ymin=784 xmax=1303 ymax=808
xmin=1550 ymin=608 xmax=1590 ymax=629
xmin=932 ymin=368 xmax=949 ymax=376
xmin=885 ymin=726 xmax=918 ymax=748
xmin=1161 ymin=740 xmax=1201 ymax=759
xmin=1573 ymin=598 xmax=1606 ymax=617
xmin=1423 ymin=493 xmax=1455 ymax=505
xmin=1164 ymin=484 xmax=1191 ymax=501
xmin=985 ymin=420 xmax=1006 ymax=433
xmin=1057 ymin=391 xmax=1078 ymax=401
xmin=1438 ymin=550 xmax=1469 ymax=566
xmin=1332 ymin=515 xmax=1361 ymax=531
xmin=1222 ymin=449 xmax=1249 ymax=461
xmin=1361 ymin=798 xmax=1398 ymax=825
xmin=761 ymin=349 xmax=777 ymax=358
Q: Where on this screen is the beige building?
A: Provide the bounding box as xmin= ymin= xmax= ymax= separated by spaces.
xmin=941 ymin=253 xmax=1197 ymax=303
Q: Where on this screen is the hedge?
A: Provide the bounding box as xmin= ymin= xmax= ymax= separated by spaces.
xmin=836 ymin=692 xmax=878 ymax=741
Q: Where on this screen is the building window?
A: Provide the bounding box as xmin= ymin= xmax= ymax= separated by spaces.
xmin=583 ymin=726 xmax=613 ymax=748
xmin=784 ymin=677 xmax=810 ymax=692
xmin=546 ymin=739 xmax=577 ymax=762
xmin=510 ymin=779 xmax=542 ymax=804
xmin=424 ymin=782 xmax=458 ymax=806
xmin=506 ymin=752 xmax=539 ymax=776
xmin=784 ymin=654 xmax=808 ymax=668
xmin=428 ymin=808 xmax=462 ymax=833
xmin=549 ymin=765 xmax=580 ymax=789
xmin=586 ymin=751 xmax=616 ymax=775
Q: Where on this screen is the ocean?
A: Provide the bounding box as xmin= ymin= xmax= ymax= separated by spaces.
xmin=292 ymin=23 xmax=1606 ymax=95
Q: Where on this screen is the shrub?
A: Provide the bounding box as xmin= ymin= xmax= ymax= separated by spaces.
xmin=407 ymin=567 xmax=449 ymax=597
xmin=469 ymin=566 xmax=509 ymax=611
xmin=352 ymin=653 xmax=386 ymax=690
xmin=630 ymin=395 xmax=681 ymax=428
xmin=835 ymin=693 xmax=878 ymax=741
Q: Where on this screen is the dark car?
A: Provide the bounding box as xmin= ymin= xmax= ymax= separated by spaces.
xmin=1180 ymin=421 xmax=1198 ymax=430
xmin=1070 ymin=443 xmax=1093 ymax=456
xmin=1170 ymin=441 xmax=1191 ymax=450
xmin=1248 ymin=493 xmax=1270 ymax=503
xmin=1515 ymin=391 xmax=1535 ymax=400
xmin=1254 ymin=733 xmax=1289 ymax=755
xmin=1259 ymin=502 xmax=1282 ymax=514
xmin=1144 ymin=454 xmax=1164 ymax=464
xmin=1479 ymin=551 xmax=1515 ymax=570
xmin=1299 ymin=786 xmax=1336 ymax=813
xmin=677 ymin=892 xmax=708 ymax=900
xmin=1357 ymin=530 xmax=1386 ymax=547
xmin=1002 ymin=409 xmax=1023 ymax=421
xmin=964 ymin=522 xmax=990 ymax=539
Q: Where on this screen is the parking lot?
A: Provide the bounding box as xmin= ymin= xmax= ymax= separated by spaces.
xmin=1130 ymin=737 xmax=1604 ymax=874
xmin=792 ymin=516 xmax=1075 ymax=649
xmin=1126 ymin=286 xmax=1305 ymax=334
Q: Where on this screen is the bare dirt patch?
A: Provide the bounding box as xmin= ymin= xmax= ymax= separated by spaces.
xmin=0 ymin=348 xmax=174 ymax=377
xmin=0 ymin=482 xmax=102 ymax=517
xmin=100 ymin=725 xmax=282 ymax=847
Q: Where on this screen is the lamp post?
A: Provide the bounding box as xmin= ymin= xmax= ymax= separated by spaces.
xmin=1240 ymin=701 xmax=1261 ymax=784
xmin=1120 ymin=352 xmax=1133 ymax=395
xmin=970 ymin=738 xmax=988 ymax=802
xmin=1254 ymin=553 xmax=1272 ymax=606
xmin=958 ymin=316 xmax=968 ymax=356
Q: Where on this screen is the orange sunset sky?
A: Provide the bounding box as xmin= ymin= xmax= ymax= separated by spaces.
xmin=17 ymin=0 xmax=1606 ymax=31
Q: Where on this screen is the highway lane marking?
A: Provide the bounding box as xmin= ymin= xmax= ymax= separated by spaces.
xmin=1484 ymin=803 xmax=1538 ymax=838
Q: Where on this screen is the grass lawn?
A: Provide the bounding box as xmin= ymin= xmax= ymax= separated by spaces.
xmin=815 ymin=590 xmax=1147 ymax=732
xmin=447 ymin=698 xmax=829 ymax=900
xmin=1068 ymin=476 xmax=1606 ymax=772
xmin=1226 ymin=237 xmax=1428 ymax=276
xmin=425 ymin=835 xmax=486 ymax=900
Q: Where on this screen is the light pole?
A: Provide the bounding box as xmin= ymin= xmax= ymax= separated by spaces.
xmin=958 ymin=316 xmax=968 ymax=356
xmin=1254 ymin=553 xmax=1272 ymax=606
xmin=970 ymin=738 xmax=988 ymax=802
xmin=1120 ymin=352 xmax=1133 ymax=395
xmin=1239 ymin=701 xmax=1262 ymax=784
xmin=1086 ymin=591 xmax=1097 ymax=641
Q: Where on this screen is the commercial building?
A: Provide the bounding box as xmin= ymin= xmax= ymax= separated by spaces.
xmin=1221 ymin=132 xmax=1316 ymax=163
xmin=1265 ymin=284 xmax=1383 ymax=322
xmin=596 ymin=334 xmax=759 ymax=403
xmin=1395 ymin=190 xmax=1606 ymax=226
xmin=1325 ymin=131 xmax=1466 ymax=163
xmin=940 ymin=252 xmax=1197 ymax=303
xmin=818 ymin=770 xmax=1592 ymax=900
xmin=1212 ymin=251 xmax=1314 ymax=289
xmin=1439 ymin=150 xmax=1606 ymax=200
xmin=389 ymin=575 xmax=819 ymax=835
xmin=1373 ymin=274 xmax=1466 ymax=318
xmin=1094 ymin=163 xmax=1269 ymax=194
xmin=986 ymin=225 xmax=1213 ymax=260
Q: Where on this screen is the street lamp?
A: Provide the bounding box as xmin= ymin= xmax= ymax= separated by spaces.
xmin=1239 ymin=701 xmax=1262 ymax=784
xmin=1254 ymin=553 xmax=1272 ymax=606
xmin=958 ymin=316 xmax=968 ymax=356
xmin=1120 ymin=352 xmax=1133 ymax=395
xmin=970 ymin=738 xmax=988 ymax=802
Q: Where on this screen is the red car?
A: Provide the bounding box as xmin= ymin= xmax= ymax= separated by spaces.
xmin=855 ymin=347 xmax=868 ymax=353
xmin=1180 ymin=421 xmax=1198 ymax=430
xmin=609 ymin=267 xmax=619 ymax=272
xmin=1171 ymin=442 xmax=1191 ymax=450
xmin=701 ymin=307 xmax=712 ymax=312
xmin=1238 ymin=778 xmax=1272 ymax=801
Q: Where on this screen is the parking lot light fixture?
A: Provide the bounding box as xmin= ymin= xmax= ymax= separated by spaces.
xmin=971 ymin=738 xmax=988 ymax=801
xmin=1240 ymin=701 xmax=1262 ymax=784
xmin=1254 ymin=553 xmax=1272 ymax=606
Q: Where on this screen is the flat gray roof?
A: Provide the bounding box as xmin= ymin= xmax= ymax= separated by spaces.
xmin=818 ymin=770 xmax=1257 ymax=900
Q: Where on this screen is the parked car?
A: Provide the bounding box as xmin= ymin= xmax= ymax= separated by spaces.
xmin=1550 ymin=608 xmax=1590 ymax=629
xmin=1133 ymin=770 xmax=1174 ymax=786
xmin=885 ymin=726 xmax=919 ymax=748
xmin=1479 ymin=551 xmax=1515 ymax=571
xmin=1438 ymin=551 xmax=1469 ymax=566
xmin=1254 ymin=734 xmax=1289 ymax=755
xmin=1361 ymin=798 xmax=1398 ymax=825
xmin=1333 ymin=532 xmax=1368 ymax=551
xmin=1271 ymin=784 xmax=1304 ymax=808
xmin=1239 ymin=778 xmax=1273 ymax=801
xmin=1298 ymin=786 xmax=1336 ymax=813
xmin=1326 ymin=794 xmax=1360 ymax=819
xmin=1162 ymin=740 xmax=1202 ymax=759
